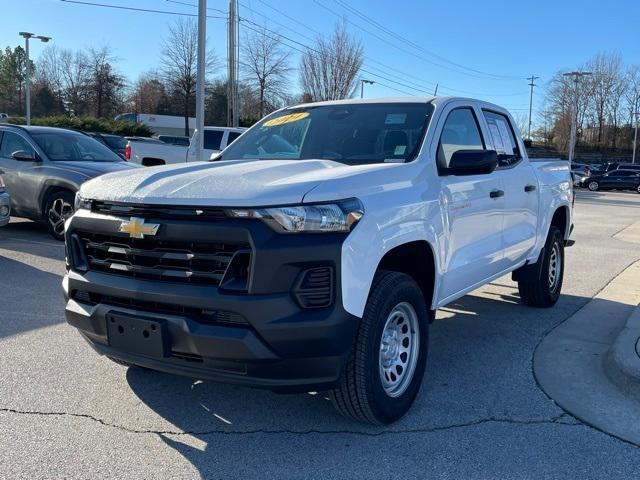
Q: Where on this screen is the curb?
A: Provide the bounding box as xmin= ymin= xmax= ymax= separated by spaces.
xmin=605 ymin=304 xmax=640 ymax=403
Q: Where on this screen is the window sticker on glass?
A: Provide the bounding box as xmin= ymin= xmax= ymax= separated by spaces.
xmin=385 ymin=113 xmax=407 ymax=125
xmin=263 ymin=112 xmax=310 ymax=127
xmin=394 ymin=145 xmax=407 ymax=155
xmin=488 ymin=123 xmax=506 ymax=153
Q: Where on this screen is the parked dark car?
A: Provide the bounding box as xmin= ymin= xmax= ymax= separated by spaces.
xmin=0 ymin=169 xmax=10 ymax=227
xmin=615 ymin=163 xmax=640 ymax=172
xmin=0 ymin=125 xmax=138 ymax=239
xmin=581 ymin=169 xmax=640 ymax=193
xmin=86 ymin=132 xmax=128 ymax=158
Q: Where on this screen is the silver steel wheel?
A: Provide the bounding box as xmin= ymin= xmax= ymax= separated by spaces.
xmin=379 ymin=302 xmax=420 ymax=398
xmin=48 ymin=197 xmax=73 ymax=237
xmin=588 ymin=181 xmax=599 ymax=191
xmin=548 ymin=242 xmax=561 ymax=291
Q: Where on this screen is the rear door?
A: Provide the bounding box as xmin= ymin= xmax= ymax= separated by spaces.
xmin=481 ymin=109 xmax=538 ymax=265
xmin=435 ymin=103 xmax=506 ymax=303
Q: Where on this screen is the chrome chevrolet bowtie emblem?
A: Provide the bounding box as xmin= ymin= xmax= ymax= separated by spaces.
xmin=119 ymin=217 xmax=160 ymax=239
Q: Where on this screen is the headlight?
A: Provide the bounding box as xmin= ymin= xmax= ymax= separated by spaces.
xmin=74 ymin=192 xmax=92 ymax=210
xmin=227 ymin=198 xmax=364 ymax=233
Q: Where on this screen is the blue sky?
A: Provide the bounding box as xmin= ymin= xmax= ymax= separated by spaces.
xmin=1 ymin=0 xmax=640 ymax=123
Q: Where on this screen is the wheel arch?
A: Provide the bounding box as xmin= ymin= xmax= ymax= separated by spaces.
xmin=550 ymin=205 xmax=570 ymax=240
xmin=39 ymin=180 xmax=78 ymax=218
xmin=376 ymin=241 xmax=437 ymax=313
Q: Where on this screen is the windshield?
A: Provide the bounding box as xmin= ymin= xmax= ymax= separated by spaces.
xmin=31 ymin=132 xmax=124 ymax=162
xmin=218 ymin=102 xmax=434 ymax=165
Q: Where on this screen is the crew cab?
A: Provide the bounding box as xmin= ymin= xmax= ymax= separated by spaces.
xmin=125 ymin=127 xmax=245 ymax=166
xmin=63 ymin=97 xmax=573 ymax=424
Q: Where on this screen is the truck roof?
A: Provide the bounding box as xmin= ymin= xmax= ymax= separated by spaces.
xmin=289 ymin=96 xmax=512 ymax=115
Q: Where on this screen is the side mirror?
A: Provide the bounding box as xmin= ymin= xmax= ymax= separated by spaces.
xmin=445 ymin=149 xmax=497 ymax=176
xmin=11 ymin=150 xmax=39 ymax=162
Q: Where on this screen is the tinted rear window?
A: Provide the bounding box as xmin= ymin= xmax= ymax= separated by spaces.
xmin=204 ymin=130 xmax=224 ymax=150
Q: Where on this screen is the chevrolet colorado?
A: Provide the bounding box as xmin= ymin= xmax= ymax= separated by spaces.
xmin=63 ymin=97 xmax=573 ymax=424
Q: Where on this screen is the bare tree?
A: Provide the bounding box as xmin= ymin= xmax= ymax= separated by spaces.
xmin=586 ymin=52 xmax=623 ymax=147
xmin=160 ymin=18 xmax=216 ymax=135
xmin=241 ymin=27 xmax=291 ymax=118
xmin=129 ymin=73 xmax=169 ymax=114
xmin=299 ymin=21 xmax=363 ymax=101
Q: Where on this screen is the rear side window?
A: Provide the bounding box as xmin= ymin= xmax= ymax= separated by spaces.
xmin=227 ymin=131 xmax=242 ymax=145
xmin=437 ymin=108 xmax=484 ymax=168
xmin=483 ymin=110 xmax=520 ymax=167
xmin=204 ymin=130 xmax=224 ymax=150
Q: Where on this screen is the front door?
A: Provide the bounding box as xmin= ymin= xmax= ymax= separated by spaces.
xmin=435 ymin=105 xmax=505 ymax=304
xmin=0 ymin=130 xmax=41 ymax=216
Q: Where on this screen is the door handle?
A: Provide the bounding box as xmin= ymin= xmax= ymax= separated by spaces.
xmin=524 ymin=184 xmax=537 ymax=192
xmin=490 ymin=189 xmax=504 ymax=198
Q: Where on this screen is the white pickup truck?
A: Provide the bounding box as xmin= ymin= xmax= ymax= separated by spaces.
xmin=125 ymin=126 xmax=246 ymax=166
xmin=64 ymin=97 xmax=573 ymax=424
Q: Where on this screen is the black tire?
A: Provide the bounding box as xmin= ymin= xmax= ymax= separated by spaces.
xmin=587 ymin=181 xmax=599 ymax=191
xmin=44 ymin=190 xmax=75 ymax=241
xmin=330 ymin=271 xmax=431 ymax=424
xmin=636 ymin=184 xmax=640 ymax=194
xmin=517 ymin=226 xmax=564 ymax=308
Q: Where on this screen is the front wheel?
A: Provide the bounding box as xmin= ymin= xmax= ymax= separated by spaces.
xmin=636 ymin=184 xmax=640 ymax=194
xmin=587 ymin=181 xmax=599 ymax=191
xmin=45 ymin=190 xmax=75 ymax=241
xmin=330 ymin=271 xmax=430 ymax=424
xmin=516 ymin=226 xmax=564 ymax=307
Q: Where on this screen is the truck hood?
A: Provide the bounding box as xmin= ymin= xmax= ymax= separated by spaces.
xmin=79 ymin=159 xmax=400 ymax=207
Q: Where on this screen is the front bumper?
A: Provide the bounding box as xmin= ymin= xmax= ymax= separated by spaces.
xmin=0 ymin=191 xmax=10 ymax=227
xmin=63 ymin=209 xmax=359 ymax=391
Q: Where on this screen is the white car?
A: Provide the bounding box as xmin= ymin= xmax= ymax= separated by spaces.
xmin=65 ymin=97 xmax=573 ymax=424
xmin=125 ymin=127 xmax=246 ymax=166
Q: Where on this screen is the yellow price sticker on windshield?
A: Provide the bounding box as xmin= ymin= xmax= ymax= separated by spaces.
xmin=263 ymin=112 xmax=309 ymax=127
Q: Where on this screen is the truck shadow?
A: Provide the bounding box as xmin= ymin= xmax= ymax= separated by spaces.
xmin=124 ymin=289 xmax=596 ymax=478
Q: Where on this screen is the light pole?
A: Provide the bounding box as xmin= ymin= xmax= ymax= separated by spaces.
xmin=360 ymin=79 xmax=374 ymax=99
xmin=633 ymin=111 xmax=639 ymax=164
xmin=562 ymin=71 xmax=592 ymax=167
xmin=195 ymin=0 xmax=207 ymax=160
xmin=19 ymin=32 xmax=51 ymax=126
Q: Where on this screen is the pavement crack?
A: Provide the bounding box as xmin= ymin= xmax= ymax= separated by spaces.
xmin=0 ymin=407 xmax=582 ymax=437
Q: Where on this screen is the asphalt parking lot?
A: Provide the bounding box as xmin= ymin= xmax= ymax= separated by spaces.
xmin=1 ymin=189 xmax=640 ymax=479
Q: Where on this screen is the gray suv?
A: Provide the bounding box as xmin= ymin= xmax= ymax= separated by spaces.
xmin=0 ymin=125 xmax=138 ymax=239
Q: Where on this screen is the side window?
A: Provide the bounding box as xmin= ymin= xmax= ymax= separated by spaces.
xmin=0 ymin=131 xmax=35 ymax=158
xmin=203 ymin=130 xmax=224 ymax=150
xmin=227 ymin=131 xmax=242 ymax=145
xmin=483 ymin=110 xmax=521 ymax=167
xmin=437 ymin=108 xmax=484 ymax=168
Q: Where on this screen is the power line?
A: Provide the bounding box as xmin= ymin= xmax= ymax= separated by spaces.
xmin=58 ymin=0 xmax=226 ymax=18
xmin=331 ymin=0 xmax=525 ymax=81
xmin=313 ymin=0 xmax=525 ymax=82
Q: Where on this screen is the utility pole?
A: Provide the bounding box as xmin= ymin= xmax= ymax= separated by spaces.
xmin=19 ymin=32 xmax=51 ymax=126
xmin=433 ymin=84 xmax=438 ymax=96
xmin=527 ymin=75 xmax=539 ymax=141
xmin=563 ymin=71 xmax=592 ymax=167
xmin=633 ymin=111 xmax=639 ymax=164
xmin=195 ymin=0 xmax=207 ymax=160
xmin=360 ymin=79 xmax=374 ymax=99
xmin=227 ymin=0 xmax=239 ymax=127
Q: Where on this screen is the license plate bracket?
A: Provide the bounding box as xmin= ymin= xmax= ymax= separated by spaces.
xmin=106 ymin=312 xmax=170 ymax=359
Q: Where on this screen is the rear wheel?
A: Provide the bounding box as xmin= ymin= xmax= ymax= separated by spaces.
xmin=587 ymin=181 xmax=599 ymax=191
xmin=330 ymin=271 xmax=430 ymax=424
xmin=636 ymin=184 xmax=640 ymax=194
xmin=517 ymin=226 xmax=564 ymax=307
xmin=45 ymin=190 xmax=74 ymax=241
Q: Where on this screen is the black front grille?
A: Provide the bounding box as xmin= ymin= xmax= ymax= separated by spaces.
xmin=71 ymin=290 xmax=249 ymax=326
xmin=91 ymin=201 xmax=228 ymax=221
xmin=77 ymin=231 xmax=250 ymax=286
